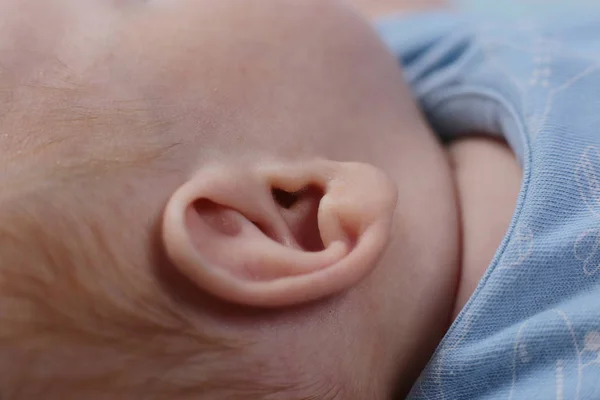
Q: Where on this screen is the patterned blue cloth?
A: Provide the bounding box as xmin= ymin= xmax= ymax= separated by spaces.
xmin=377 ymin=10 xmax=600 ymax=400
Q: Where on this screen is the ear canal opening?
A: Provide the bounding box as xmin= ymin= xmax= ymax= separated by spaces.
xmin=273 ymin=185 xmax=326 ymax=253
xmin=272 ymin=187 xmax=302 ymax=209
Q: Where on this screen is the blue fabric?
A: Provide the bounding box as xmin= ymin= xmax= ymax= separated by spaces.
xmin=376 ymin=10 xmax=600 ymax=400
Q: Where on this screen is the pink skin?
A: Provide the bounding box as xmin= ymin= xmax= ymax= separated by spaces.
xmin=0 ymin=0 xmax=520 ymax=399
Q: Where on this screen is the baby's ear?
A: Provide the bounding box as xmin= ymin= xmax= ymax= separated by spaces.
xmin=162 ymin=160 xmax=397 ymax=308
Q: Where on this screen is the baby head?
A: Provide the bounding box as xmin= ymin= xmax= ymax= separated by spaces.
xmin=0 ymin=0 xmax=460 ymax=399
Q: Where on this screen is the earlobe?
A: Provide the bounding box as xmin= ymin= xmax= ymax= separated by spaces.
xmin=162 ymin=161 xmax=397 ymax=308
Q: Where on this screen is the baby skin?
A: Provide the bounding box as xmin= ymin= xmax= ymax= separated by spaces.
xmin=0 ymin=0 xmax=521 ymax=399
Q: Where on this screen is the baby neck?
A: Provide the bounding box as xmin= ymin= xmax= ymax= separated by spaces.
xmin=447 ymin=136 xmax=522 ymax=319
